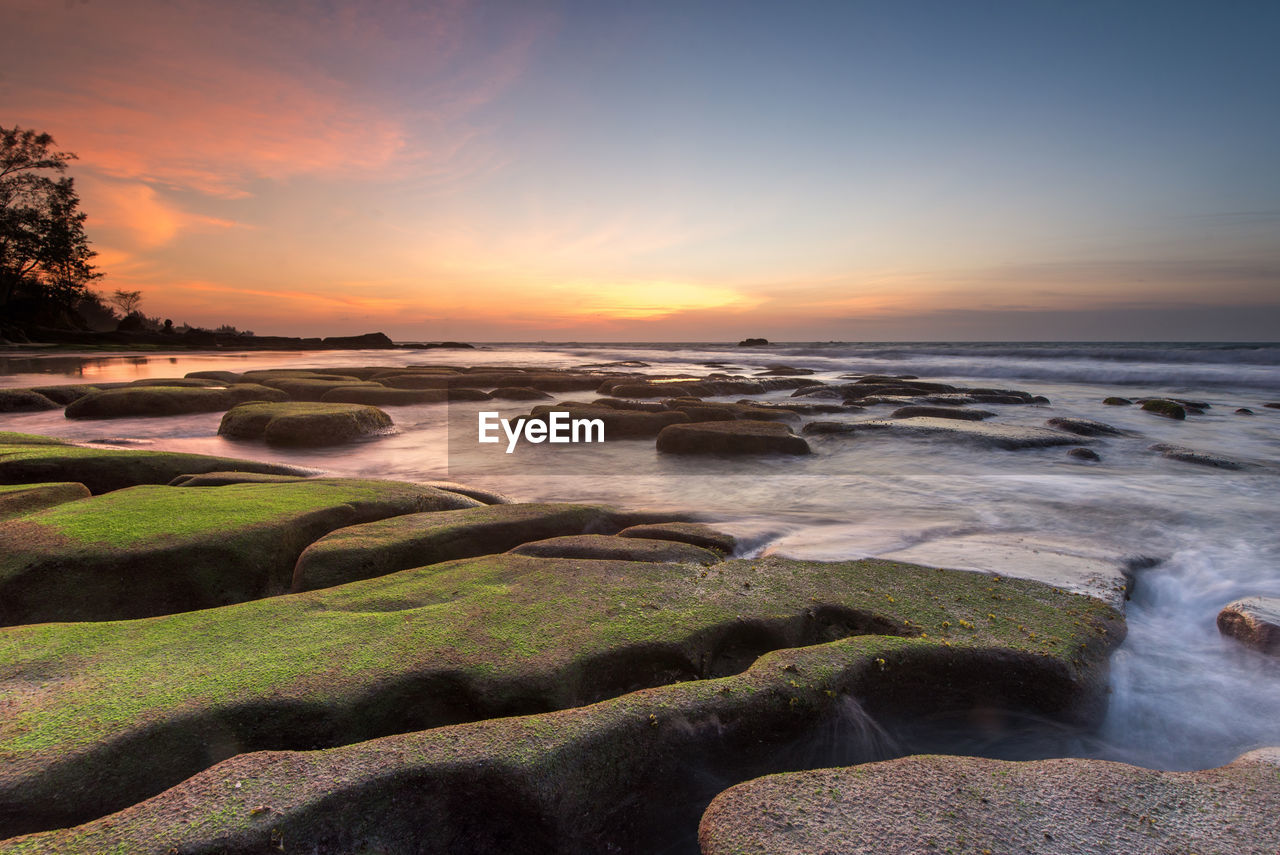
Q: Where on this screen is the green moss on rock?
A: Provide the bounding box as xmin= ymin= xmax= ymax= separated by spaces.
xmin=0 ymin=482 xmax=90 ymax=521
xmin=64 ymin=384 xmax=288 ymax=419
xmin=218 ymin=402 xmax=394 ymax=446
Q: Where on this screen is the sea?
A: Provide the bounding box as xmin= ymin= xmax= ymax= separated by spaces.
xmin=2 ymin=340 xmax=1278 ymax=774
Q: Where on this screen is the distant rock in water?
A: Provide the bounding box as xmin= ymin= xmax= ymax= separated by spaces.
xmin=1149 ymin=443 xmax=1246 ymax=470
xmin=1236 ymin=408 xmax=1255 ymax=415
xmin=1140 ymin=399 xmax=1186 ymax=420
xmin=1068 ymin=447 xmax=1101 ymax=462
xmin=1103 ymin=396 xmax=1132 ymax=405
xmin=656 ymin=419 xmax=810 ymax=455
xmin=737 ymin=337 xmax=769 ymax=346
xmin=219 ymin=402 xmax=394 ymax=446
xmin=1046 ymin=417 xmax=1128 ymax=437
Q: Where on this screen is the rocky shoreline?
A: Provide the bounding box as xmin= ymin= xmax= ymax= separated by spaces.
xmin=1 ymin=357 xmax=1278 ymax=853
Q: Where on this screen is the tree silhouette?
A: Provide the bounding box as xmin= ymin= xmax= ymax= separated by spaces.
xmin=109 ymin=289 xmax=143 ymax=316
xmin=0 ymin=126 xmax=101 ymax=313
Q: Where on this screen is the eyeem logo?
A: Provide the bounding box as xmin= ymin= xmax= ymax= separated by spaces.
xmin=478 ymin=411 xmax=605 ymax=453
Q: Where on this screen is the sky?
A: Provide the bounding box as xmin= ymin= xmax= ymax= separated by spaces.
xmin=3 ymin=0 xmax=1279 ymax=341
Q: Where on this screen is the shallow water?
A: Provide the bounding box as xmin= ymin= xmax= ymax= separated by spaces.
xmin=3 ymin=341 xmax=1278 ymax=771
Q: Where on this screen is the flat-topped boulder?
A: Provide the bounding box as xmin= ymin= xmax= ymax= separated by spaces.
xmin=0 ymin=479 xmax=479 ymax=625
xmin=0 ymin=482 xmax=90 ymax=521
xmin=292 ymin=502 xmax=625 ymax=590
xmin=169 ymin=471 xmax=313 ymax=487
xmin=879 ymin=532 xmax=1135 ymax=611
xmin=219 ymin=401 xmax=394 ymax=446
xmin=1218 ymin=597 xmax=1280 ymax=654
xmin=0 ymin=434 xmax=311 ymax=493
xmin=805 ymin=417 xmax=1090 ymax=450
xmin=320 ymin=385 xmax=452 ymax=405
xmin=256 ymin=377 xmax=386 ymax=401
xmin=24 ymin=384 xmax=101 ymax=405
xmin=666 ymin=400 xmax=801 ymax=422
xmin=0 ymin=554 xmax=1121 ymax=842
xmin=489 ymin=386 xmax=554 ymax=400
xmin=890 ymin=405 xmax=992 ymax=420
xmin=64 ymin=383 xmax=288 ymax=418
xmin=0 ymin=388 xmax=59 ymax=412
xmin=1150 ymin=442 xmax=1248 ymax=470
xmin=1140 ymin=398 xmax=1187 ymax=419
xmin=656 ymin=420 xmax=811 ymax=455
xmin=527 ymin=403 xmax=690 ymax=438
xmin=508 ymin=533 xmax=723 ymax=564
xmin=1046 ymin=416 xmax=1128 ymax=436
xmin=620 ymin=522 xmax=737 ymax=555
xmin=698 ymin=750 xmax=1280 ymax=855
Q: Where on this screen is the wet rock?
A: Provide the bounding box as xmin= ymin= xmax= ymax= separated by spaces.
xmin=0 ymin=434 xmax=310 ymax=494
xmin=737 ymin=337 xmax=769 ymax=345
xmin=789 ymin=385 xmax=843 ymax=399
xmin=1140 ymin=399 xmax=1187 ymax=419
xmin=811 ymin=417 xmax=1091 ymax=450
xmin=420 ymin=481 xmax=512 ymax=505
xmin=258 ymin=377 xmax=386 ymax=401
xmin=801 ymin=421 xmax=860 ymax=436
xmin=1068 ymin=447 xmax=1101 ymax=462
xmin=890 ymin=406 xmax=993 ymax=421
xmin=508 ymin=533 xmax=723 ymax=565
xmin=64 ymin=384 xmax=288 ymax=418
xmin=698 ymin=750 xmax=1280 ymax=855
xmin=1236 ymin=407 xmax=1255 ymax=415
xmin=619 ymin=522 xmax=737 ymax=555
xmin=0 ymin=554 xmax=1121 ymax=843
xmin=745 ymin=400 xmax=846 ymax=415
xmin=0 ymin=389 xmax=59 ymax=412
xmin=1217 ymin=597 xmax=1280 ymax=655
xmin=666 ymin=400 xmax=801 ymax=422
xmin=489 ymin=386 xmax=554 ymax=400
xmin=0 ymin=479 xmax=477 ymax=625
xmin=185 ymin=370 xmax=244 ymax=383
xmin=169 ymin=471 xmax=312 ymax=487
xmin=219 ymin=402 xmax=393 ymax=446
xmin=591 ymin=397 xmax=671 ymax=412
xmin=127 ymin=377 xmax=226 ymax=387
xmin=320 ymin=386 xmax=451 ymax=405
xmin=0 ymin=482 xmax=90 ymax=521
xmin=879 ymin=532 xmax=1132 ymax=610
xmin=1045 ymin=416 xmax=1128 ymax=437
xmin=292 ymin=502 xmax=620 ymax=590
xmin=1149 ymin=443 xmax=1246 ymax=470
xmin=527 ymin=403 xmax=689 ymax=438
xmin=656 ymin=420 xmax=811 ymax=455
xmin=25 ymin=384 xmax=100 ymax=405
xmin=1264 ymin=402 xmax=1280 ymax=409
xmin=754 ymin=365 xmax=814 ymax=376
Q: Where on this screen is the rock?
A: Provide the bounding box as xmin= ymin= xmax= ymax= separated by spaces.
xmin=698 ymin=751 xmax=1280 ymax=855
xmin=0 ymin=479 xmax=478 ymax=625
xmin=258 ymin=377 xmax=386 ymax=401
xmin=376 ymin=373 xmax=451 ymax=389
xmin=606 ymin=381 xmax=713 ymax=398
xmin=0 ymin=554 xmax=1121 ymax=842
xmin=184 ymin=370 xmax=244 ymax=383
xmin=1140 ymin=399 xmax=1187 ymax=419
xmin=508 ymin=534 xmax=722 ymax=565
xmin=1217 ymin=598 xmax=1280 ymax=654
xmin=801 ymin=420 xmax=860 ymax=436
xmin=0 ymin=389 xmax=59 ymax=412
xmin=666 ymin=400 xmax=801 ymax=422
xmin=890 ymin=406 xmax=993 ymax=421
xmin=64 ymin=384 xmax=288 ymax=418
xmin=737 ymin=337 xmax=769 ymax=346
xmin=1264 ymin=402 xmax=1280 ymax=410
xmin=879 ymin=532 xmax=1133 ymax=611
xmin=0 ymin=435 xmax=311 ymax=494
xmin=168 ymin=471 xmax=313 ymax=487
xmin=754 ymin=365 xmax=813 ymax=376
xmin=320 ymin=386 xmax=452 ymax=405
xmin=656 ymin=420 xmax=811 ymax=455
xmin=0 ymin=482 xmax=90 ymax=521
xmin=320 ymin=332 xmax=396 ymax=349
xmin=1236 ymin=407 xmax=1255 ymax=415
xmin=25 ymin=384 xmax=100 ymax=405
xmin=292 ymin=502 xmax=622 ymax=590
xmin=1068 ymin=447 xmax=1101 ymax=461
xmin=811 ymin=417 xmax=1091 ymax=450
xmin=1046 ymin=416 xmax=1128 ymax=437
xmin=527 ymin=403 xmax=689 ymax=438
xmin=1149 ymin=443 xmax=1246 ymax=470
xmin=420 ymin=481 xmax=512 ymax=505
xmin=219 ymin=402 xmax=394 ymax=446
xmin=1103 ymin=396 xmax=1133 ymax=405
xmin=619 ymin=522 xmax=737 ymax=555
xmin=489 ymin=386 xmax=553 ymax=400
xmin=127 ymin=377 xmax=225 ymax=387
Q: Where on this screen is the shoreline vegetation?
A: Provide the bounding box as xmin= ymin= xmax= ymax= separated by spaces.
xmin=0 ymin=328 xmax=477 ymax=352
xmin=1 ymin=353 xmax=1278 ymax=852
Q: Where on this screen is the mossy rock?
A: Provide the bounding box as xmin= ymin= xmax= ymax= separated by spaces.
xmin=0 ymin=432 xmax=69 ymax=446
xmin=698 ymin=751 xmax=1280 ymax=855
xmin=168 ymin=471 xmax=314 ymax=487
xmin=619 ymin=522 xmax=737 ymax=555
xmin=527 ymin=403 xmax=691 ymax=439
xmin=0 ymin=554 xmax=1122 ymax=841
xmin=219 ymin=402 xmax=394 ymax=446
xmin=1046 ymin=416 xmax=1128 ymax=437
xmin=508 ymin=534 xmax=723 ymax=565
xmin=64 ymin=384 xmax=288 ymax=419
xmin=1217 ymin=597 xmax=1280 ymax=655
xmin=255 ymin=377 xmax=386 ymax=402
xmin=126 ymin=377 xmax=226 ymax=388
xmin=0 ymin=479 xmax=479 ymax=626
xmin=891 ymin=405 xmax=992 ymax=421
xmin=489 ymin=386 xmax=554 ymax=400
xmin=0 ymin=389 xmax=59 ymax=413
xmin=292 ymin=502 xmax=627 ymax=591
xmin=665 ymin=400 xmax=801 ymax=423
xmin=0 ymin=438 xmax=311 ymax=494
xmin=321 ymin=386 xmax=452 ymax=405
xmin=24 ymin=385 xmax=100 ymax=405
xmin=805 ymin=417 xmax=1090 ymax=450
xmin=421 ymin=481 xmax=512 ymax=505
xmin=1140 ymin=399 xmax=1187 ymax=420
xmin=184 ymin=370 xmax=244 ymax=383
xmin=0 ymin=482 xmax=90 ymax=521
xmin=1102 ymin=396 xmax=1132 ymax=405
xmin=656 ymin=420 xmax=811 ymax=455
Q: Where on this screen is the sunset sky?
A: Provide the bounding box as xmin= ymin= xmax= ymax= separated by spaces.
xmin=4 ymin=0 xmax=1278 ymax=341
